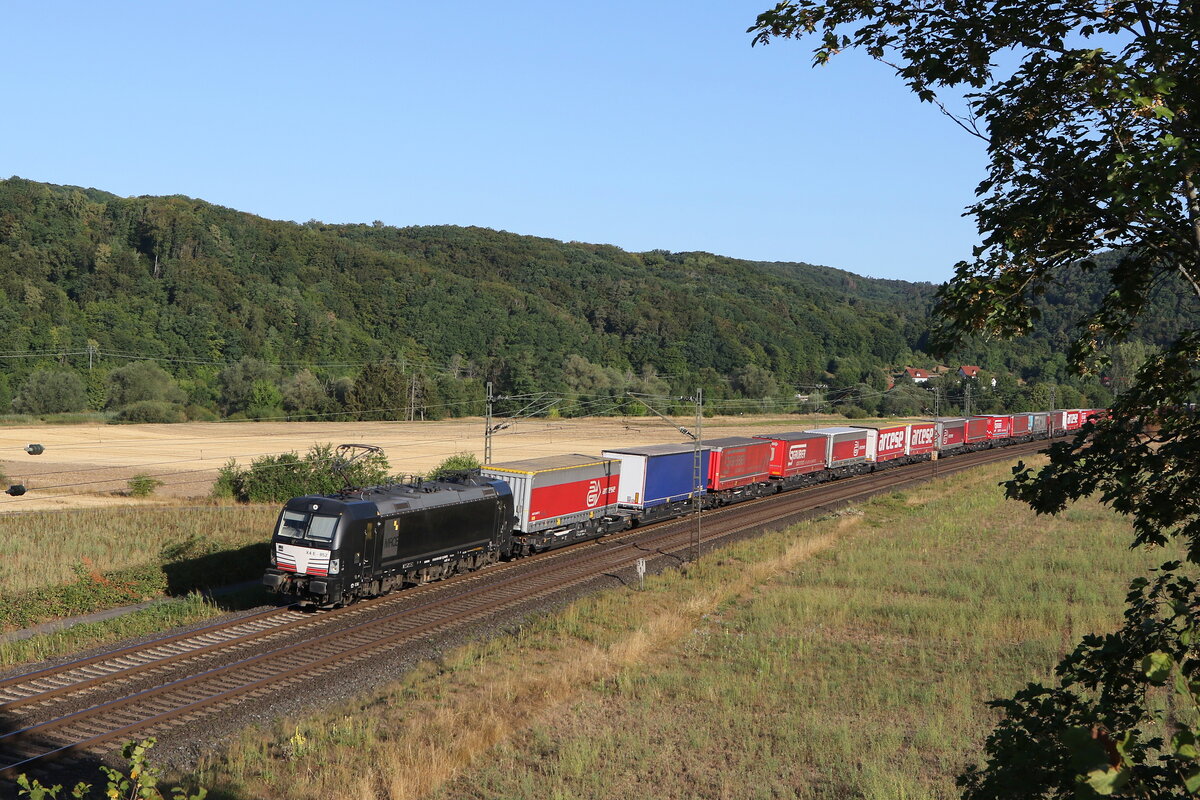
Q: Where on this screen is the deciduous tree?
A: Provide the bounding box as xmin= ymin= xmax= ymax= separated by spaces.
xmin=751 ymin=2 xmax=1200 ymax=795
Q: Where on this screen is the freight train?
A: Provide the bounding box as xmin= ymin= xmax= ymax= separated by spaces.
xmin=263 ymin=409 xmax=1103 ymax=606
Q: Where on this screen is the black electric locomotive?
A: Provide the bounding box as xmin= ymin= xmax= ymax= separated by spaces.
xmin=263 ymin=474 xmax=514 ymax=607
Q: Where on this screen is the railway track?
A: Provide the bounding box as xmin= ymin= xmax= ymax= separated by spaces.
xmin=0 ymin=439 xmax=1046 ymax=780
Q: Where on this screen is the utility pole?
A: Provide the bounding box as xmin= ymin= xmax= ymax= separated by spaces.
xmin=626 ymin=390 xmax=705 ymax=564
xmin=483 ymin=382 xmax=532 ymax=464
xmin=692 ymin=387 xmax=703 ymax=564
xmin=484 ymin=382 xmax=496 ymax=464
xmin=1049 ymin=385 xmax=1057 ymax=436
xmin=965 ymin=384 xmax=972 ymax=417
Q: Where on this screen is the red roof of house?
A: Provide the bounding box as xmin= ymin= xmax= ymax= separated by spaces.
xmin=959 ymin=365 xmax=982 ymax=377
xmin=904 ymin=367 xmax=931 ymax=379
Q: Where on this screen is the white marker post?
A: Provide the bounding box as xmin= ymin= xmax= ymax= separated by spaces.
xmin=636 ymin=557 xmax=646 ymax=591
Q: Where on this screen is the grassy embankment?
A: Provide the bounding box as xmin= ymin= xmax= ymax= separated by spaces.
xmin=0 ymin=505 xmax=276 ymax=665
xmin=192 ymin=460 xmax=1167 ymax=800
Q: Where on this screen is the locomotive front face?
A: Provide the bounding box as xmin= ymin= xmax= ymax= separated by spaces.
xmin=264 ymin=501 xmax=351 ymax=605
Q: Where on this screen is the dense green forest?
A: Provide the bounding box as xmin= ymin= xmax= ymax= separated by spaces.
xmin=0 ymin=177 xmax=1127 ymax=421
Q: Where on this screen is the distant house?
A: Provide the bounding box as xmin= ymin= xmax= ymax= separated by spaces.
xmin=959 ymin=365 xmax=997 ymax=387
xmin=903 ymin=367 xmax=932 ymax=383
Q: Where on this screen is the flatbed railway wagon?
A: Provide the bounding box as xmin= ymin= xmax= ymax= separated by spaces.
xmin=752 ymin=430 xmax=828 ymax=490
xmin=601 ymin=443 xmax=711 ymax=526
xmin=481 ymin=454 xmax=624 ymax=555
xmin=803 ymin=426 xmax=871 ymax=477
xmin=701 ymin=436 xmax=774 ymax=505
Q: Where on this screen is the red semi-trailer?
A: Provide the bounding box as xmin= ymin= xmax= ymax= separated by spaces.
xmin=1011 ymin=414 xmax=1032 ymax=437
xmin=965 ymin=417 xmax=990 ymax=444
xmin=932 ymin=418 xmax=967 ymax=449
xmin=907 ymin=422 xmax=938 ymax=455
xmin=481 ymin=454 xmax=620 ymax=535
xmin=865 ymin=424 xmax=909 ymax=463
xmin=753 ymin=431 xmax=827 ymax=478
xmin=971 ymin=415 xmax=1013 ymax=440
xmin=803 ymin=427 xmax=870 ymax=470
xmin=702 ymin=436 xmax=773 ymax=493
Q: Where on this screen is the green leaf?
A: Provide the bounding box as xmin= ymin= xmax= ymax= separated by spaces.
xmin=1174 ymin=729 xmax=1199 ymax=760
xmin=1063 ymin=726 xmax=1110 ymax=773
xmin=1185 ymin=767 xmax=1200 ymax=794
xmin=1143 ymin=651 xmax=1173 ymax=685
xmin=1085 ymin=766 xmax=1130 ymax=795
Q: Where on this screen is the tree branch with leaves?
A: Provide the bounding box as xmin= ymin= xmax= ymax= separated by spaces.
xmin=751 ymin=1 xmax=1200 ymax=796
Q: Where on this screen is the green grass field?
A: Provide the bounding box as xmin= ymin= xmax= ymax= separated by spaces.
xmin=191 ymin=459 xmax=1168 ymax=800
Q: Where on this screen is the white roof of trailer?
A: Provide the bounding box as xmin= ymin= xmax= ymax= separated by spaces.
xmin=483 ymin=453 xmax=612 ymax=474
xmin=602 ymin=442 xmax=706 ymax=456
xmin=701 ymin=436 xmax=766 ymax=449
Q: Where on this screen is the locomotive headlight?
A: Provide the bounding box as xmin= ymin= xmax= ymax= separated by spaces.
xmin=329 ymin=558 xmax=340 ymax=575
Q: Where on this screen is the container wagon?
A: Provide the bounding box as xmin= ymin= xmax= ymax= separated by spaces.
xmin=481 ymin=454 xmax=624 ymax=555
xmin=972 ymin=415 xmax=1013 ymax=440
xmin=803 ymin=427 xmax=871 ymax=476
xmin=701 ymin=436 xmax=774 ymax=505
xmin=931 ymin=418 xmax=967 ymax=450
xmin=907 ymin=422 xmax=939 ymax=456
xmin=601 ymin=443 xmax=711 ymax=525
xmin=752 ymin=431 xmax=829 ymax=491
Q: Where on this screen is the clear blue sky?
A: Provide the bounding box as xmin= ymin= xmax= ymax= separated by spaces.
xmin=2 ymin=1 xmax=987 ymax=284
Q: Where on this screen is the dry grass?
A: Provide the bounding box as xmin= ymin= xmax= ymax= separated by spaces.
xmin=0 ymin=505 xmax=277 ymax=593
xmin=194 ymin=460 xmax=1163 ymax=800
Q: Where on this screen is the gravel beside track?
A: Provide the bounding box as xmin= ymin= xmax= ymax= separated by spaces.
xmin=0 ymin=440 xmax=1047 ymax=784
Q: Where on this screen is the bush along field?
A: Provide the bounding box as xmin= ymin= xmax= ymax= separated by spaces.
xmin=192 ymin=460 xmax=1165 ymax=800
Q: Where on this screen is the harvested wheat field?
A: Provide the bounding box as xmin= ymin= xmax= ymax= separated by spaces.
xmin=0 ymin=414 xmax=855 ymax=512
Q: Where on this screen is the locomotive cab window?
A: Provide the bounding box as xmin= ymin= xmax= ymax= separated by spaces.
xmin=275 ymin=511 xmax=339 ymax=545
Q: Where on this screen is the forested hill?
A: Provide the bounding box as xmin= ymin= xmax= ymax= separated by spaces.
xmin=0 ymin=177 xmax=952 ymax=416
